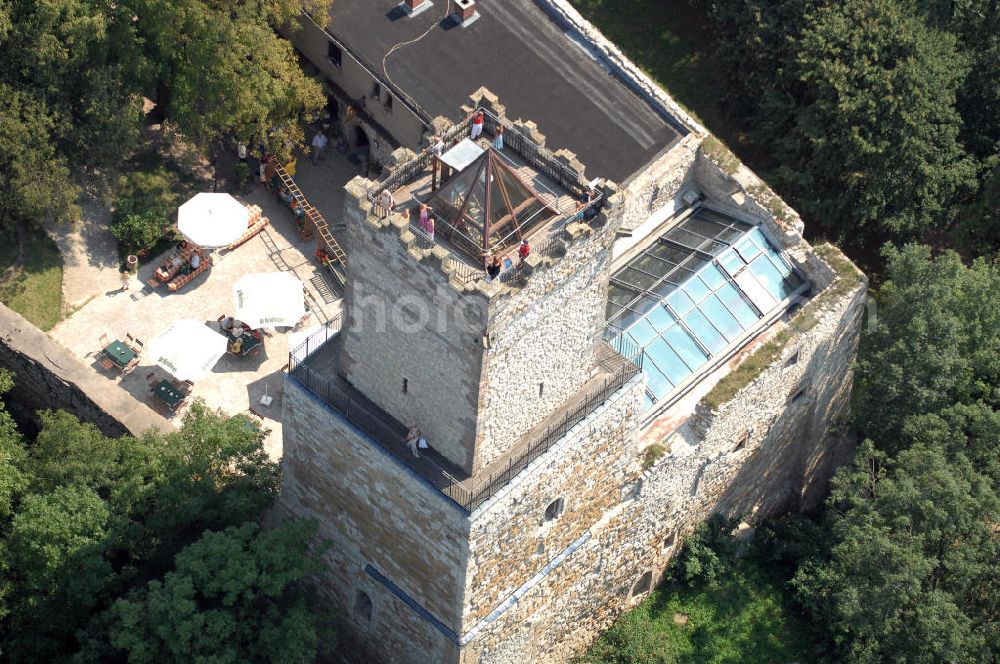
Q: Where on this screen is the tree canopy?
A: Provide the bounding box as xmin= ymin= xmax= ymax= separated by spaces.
xmin=0 ymin=0 xmax=331 ymax=229
xmin=107 ymin=521 xmax=330 ymax=664
xmin=784 ymin=246 xmax=1000 ymax=662
xmin=0 ymin=376 xmax=330 ymax=663
xmin=701 ymin=0 xmax=998 ymax=256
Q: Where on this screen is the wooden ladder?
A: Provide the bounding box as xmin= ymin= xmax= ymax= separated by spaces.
xmin=272 ymin=162 xmax=348 ymax=287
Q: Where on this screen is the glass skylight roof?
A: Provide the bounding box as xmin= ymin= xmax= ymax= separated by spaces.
xmin=605 ymin=208 xmax=806 ymax=411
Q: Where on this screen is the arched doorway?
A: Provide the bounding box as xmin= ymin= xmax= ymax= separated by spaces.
xmin=354 ymin=125 xmax=370 ymax=154
xmin=325 ymin=94 xmax=339 ymax=121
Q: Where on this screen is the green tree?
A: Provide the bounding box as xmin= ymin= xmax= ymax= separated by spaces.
xmin=0 ymin=486 xmax=112 ymax=661
xmin=128 ymin=0 xmax=331 ymax=159
xmin=106 ymin=520 xmax=330 ymax=664
xmin=0 ymin=401 xmax=286 ymax=661
xmin=109 ymin=202 xmax=169 ymax=255
xmin=770 ymin=0 xmax=976 ymax=245
xmin=853 ymin=245 xmax=1000 ymax=448
xmin=792 ymin=440 xmax=998 ymax=662
xmin=0 ymin=370 xmax=29 ymax=521
xmin=0 ymin=86 xmax=80 ymax=228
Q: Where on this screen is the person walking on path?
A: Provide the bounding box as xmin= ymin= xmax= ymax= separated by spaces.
xmin=311 ymin=132 xmax=328 ymax=164
xmin=425 ymin=215 xmax=435 ymax=242
xmin=470 ymin=110 xmax=485 ymax=140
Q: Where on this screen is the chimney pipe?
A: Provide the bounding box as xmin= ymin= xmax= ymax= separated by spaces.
xmin=450 ymin=0 xmax=477 ymax=23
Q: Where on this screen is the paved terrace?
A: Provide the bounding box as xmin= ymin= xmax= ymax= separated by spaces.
xmin=49 ymin=160 xmax=352 ymax=460
xmin=290 ymin=332 xmax=639 ymax=512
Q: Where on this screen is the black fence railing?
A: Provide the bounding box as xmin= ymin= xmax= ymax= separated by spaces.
xmin=609 ymin=333 xmax=645 ymax=369
xmin=287 ymin=327 xmax=641 ymax=513
xmin=288 ymin=315 xmax=343 ymax=373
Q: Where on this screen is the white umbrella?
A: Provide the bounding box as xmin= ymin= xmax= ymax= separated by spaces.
xmin=147 ymin=319 xmax=228 ymax=381
xmin=177 ymin=193 xmax=248 ymax=248
xmin=233 ymin=272 xmax=306 ymax=329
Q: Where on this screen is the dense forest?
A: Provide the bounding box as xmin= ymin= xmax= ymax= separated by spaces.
xmin=702 ymin=0 xmax=998 ymax=263
xmin=0 ymin=384 xmax=331 ymax=662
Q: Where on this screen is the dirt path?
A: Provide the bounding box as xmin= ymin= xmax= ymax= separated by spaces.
xmin=44 ymin=199 xmax=124 ymax=314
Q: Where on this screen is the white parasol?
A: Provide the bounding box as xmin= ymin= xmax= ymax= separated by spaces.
xmin=146 ymin=319 xmax=228 ymax=381
xmin=177 ymin=193 xmax=248 ymax=248
xmin=233 ymin=272 xmax=306 ymax=329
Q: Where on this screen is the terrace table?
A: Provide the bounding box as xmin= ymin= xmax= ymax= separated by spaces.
xmin=103 ymin=340 xmax=137 ymax=370
xmin=152 ymin=379 xmax=185 ymax=411
xmin=226 ymin=328 xmax=263 ymax=357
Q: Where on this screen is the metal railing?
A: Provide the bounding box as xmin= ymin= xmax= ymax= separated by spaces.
xmin=287 ymin=327 xmax=640 ymax=513
xmin=408 ymin=222 xmax=436 ymax=251
xmin=288 ymin=315 xmax=343 ymax=372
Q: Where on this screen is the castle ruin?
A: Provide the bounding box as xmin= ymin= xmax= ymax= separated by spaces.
xmin=278 ymin=2 xmax=866 ymax=661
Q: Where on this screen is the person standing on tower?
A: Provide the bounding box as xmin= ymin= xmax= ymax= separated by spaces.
xmin=518 ymin=238 xmax=531 ymax=264
xmin=470 ymin=110 xmax=485 ymax=140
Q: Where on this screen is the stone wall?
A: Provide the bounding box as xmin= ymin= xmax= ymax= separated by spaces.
xmin=338 ymin=179 xmax=490 ymax=473
xmin=464 ymin=251 xmax=866 ymax=663
xmin=278 ymin=243 xmax=864 ymax=664
xmin=286 ymin=16 xmax=427 ymax=153
xmin=473 ymin=216 xmax=619 ymax=473
xmin=0 ymin=304 xmax=169 ymax=438
xmin=462 ymin=374 xmax=644 ymax=635
xmin=279 ymin=377 xmax=470 ymax=664
xmin=616 ymin=134 xmax=701 ymax=232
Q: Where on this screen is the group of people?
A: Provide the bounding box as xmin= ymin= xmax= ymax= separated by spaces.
xmin=171 ymin=241 xmax=200 ymax=275
xmin=379 ymin=189 xmax=437 ymax=242
xmin=278 ymin=187 xmax=306 ymax=220
xmin=486 ymin=238 xmax=530 ymax=280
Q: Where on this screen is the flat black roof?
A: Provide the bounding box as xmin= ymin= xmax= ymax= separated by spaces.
xmin=323 ymin=0 xmax=686 ymax=183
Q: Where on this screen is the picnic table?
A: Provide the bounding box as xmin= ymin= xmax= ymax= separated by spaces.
xmin=103 ymin=340 xmax=138 ymax=371
xmin=152 ymin=379 xmax=186 ymax=411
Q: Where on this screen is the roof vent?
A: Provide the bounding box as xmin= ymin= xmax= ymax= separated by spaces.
xmin=401 ymin=0 xmax=433 ymax=17
xmin=450 ymin=0 xmax=480 ymax=27
xmin=680 ymin=189 xmax=702 ymax=207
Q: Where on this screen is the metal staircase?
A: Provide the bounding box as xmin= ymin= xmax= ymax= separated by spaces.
xmin=272 ymin=162 xmax=347 ymax=287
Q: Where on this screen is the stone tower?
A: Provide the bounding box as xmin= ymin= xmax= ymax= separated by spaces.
xmin=279 ymin=95 xmax=864 ymax=663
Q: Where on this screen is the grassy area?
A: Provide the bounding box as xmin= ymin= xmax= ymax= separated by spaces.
xmin=580 ymin=557 xmax=812 ymax=664
xmin=0 ymin=226 xmax=65 ymax=330
xmin=701 ymin=330 xmax=790 ymax=411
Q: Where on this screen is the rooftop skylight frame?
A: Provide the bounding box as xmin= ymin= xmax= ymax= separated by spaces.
xmin=605 ymin=205 xmax=809 ymax=415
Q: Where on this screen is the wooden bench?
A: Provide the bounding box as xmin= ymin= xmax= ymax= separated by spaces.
xmin=227 ymin=216 xmax=270 ymax=251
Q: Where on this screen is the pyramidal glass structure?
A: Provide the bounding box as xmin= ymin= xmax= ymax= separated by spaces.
xmin=429 ymin=147 xmax=557 ymax=261
xmin=605 ymin=207 xmax=807 ymax=411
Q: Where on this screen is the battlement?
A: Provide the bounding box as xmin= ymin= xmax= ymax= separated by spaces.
xmin=353 ymin=92 xmax=620 ymax=293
